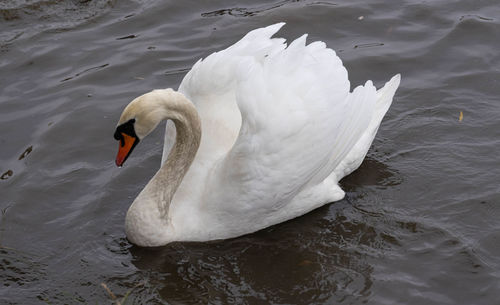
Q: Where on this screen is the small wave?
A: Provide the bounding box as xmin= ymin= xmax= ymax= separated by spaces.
xmin=201 ymin=0 xmax=292 ymax=18
xmin=0 ymin=0 xmax=116 ymax=45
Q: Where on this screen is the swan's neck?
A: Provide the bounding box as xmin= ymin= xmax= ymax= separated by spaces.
xmin=143 ymin=92 xmax=201 ymax=217
xmin=125 ymin=89 xmax=201 ymax=247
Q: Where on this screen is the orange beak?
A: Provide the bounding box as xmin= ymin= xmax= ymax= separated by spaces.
xmin=115 ymin=133 xmax=138 ymax=167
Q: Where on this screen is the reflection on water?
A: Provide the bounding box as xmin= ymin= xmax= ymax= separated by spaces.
xmin=129 ymin=203 xmax=381 ymax=304
xmin=341 ymin=157 xmax=401 ymax=191
xmin=0 ymin=247 xmax=47 ymax=299
xmin=1 ymin=0 xmax=500 ymax=304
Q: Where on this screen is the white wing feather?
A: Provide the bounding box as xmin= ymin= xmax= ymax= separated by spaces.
xmin=209 ymin=32 xmax=377 ymax=211
xmin=166 ymin=23 xmax=399 ymax=238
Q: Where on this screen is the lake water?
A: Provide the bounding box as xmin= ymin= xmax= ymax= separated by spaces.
xmin=1 ymin=0 xmax=499 ymax=304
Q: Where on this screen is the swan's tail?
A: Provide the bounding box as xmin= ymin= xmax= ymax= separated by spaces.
xmin=333 ymin=74 xmax=401 ymax=180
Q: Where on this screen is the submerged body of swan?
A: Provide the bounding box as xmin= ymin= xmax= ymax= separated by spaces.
xmin=113 ymin=23 xmax=400 ymax=247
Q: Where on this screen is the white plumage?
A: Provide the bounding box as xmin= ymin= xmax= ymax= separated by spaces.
xmin=116 ymin=23 xmax=400 ymax=246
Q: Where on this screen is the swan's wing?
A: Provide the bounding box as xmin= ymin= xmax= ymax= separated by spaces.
xmin=333 ymin=74 xmax=401 ymax=180
xmin=162 ymin=23 xmax=288 ymax=164
xmin=207 ymin=30 xmax=379 ymax=213
xmin=178 ymin=23 xmax=287 ymax=100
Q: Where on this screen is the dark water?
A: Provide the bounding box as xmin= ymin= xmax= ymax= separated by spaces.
xmin=1 ymin=0 xmax=500 ymax=304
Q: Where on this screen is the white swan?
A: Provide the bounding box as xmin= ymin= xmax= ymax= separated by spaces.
xmin=113 ymin=23 xmax=400 ymax=247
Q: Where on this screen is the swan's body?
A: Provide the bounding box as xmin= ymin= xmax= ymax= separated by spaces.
xmin=114 ymin=23 xmax=400 ymax=247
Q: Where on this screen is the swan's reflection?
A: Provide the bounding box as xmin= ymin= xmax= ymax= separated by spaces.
xmin=340 ymin=157 xmax=401 ymax=192
xmin=129 ymin=208 xmax=387 ymax=303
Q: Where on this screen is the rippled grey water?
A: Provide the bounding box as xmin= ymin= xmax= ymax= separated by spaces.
xmin=1 ymin=0 xmax=500 ymax=304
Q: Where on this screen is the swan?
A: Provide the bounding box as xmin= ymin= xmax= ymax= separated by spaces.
xmin=113 ymin=23 xmax=400 ymax=247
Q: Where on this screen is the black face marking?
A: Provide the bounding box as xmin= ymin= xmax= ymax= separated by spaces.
xmin=114 ymin=119 xmax=138 ymax=146
xmin=114 ymin=118 xmax=140 ymax=166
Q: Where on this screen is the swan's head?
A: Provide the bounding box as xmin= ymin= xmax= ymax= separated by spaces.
xmin=114 ymin=90 xmax=172 ymax=166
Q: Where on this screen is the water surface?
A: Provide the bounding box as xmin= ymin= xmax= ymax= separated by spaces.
xmin=1 ymin=0 xmax=500 ymax=304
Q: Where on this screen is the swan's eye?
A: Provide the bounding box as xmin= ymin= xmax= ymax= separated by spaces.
xmin=114 ymin=119 xmax=137 ymax=142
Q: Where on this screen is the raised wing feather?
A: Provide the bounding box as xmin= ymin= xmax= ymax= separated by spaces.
xmin=200 ymin=26 xmax=378 ymax=214
xmin=333 ymin=74 xmax=401 ymax=180
xmin=178 ymin=23 xmax=287 ymax=100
